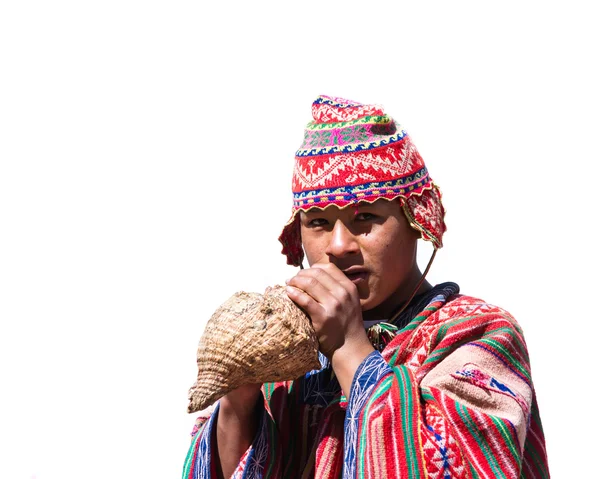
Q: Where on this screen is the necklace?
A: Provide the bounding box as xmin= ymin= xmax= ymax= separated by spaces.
xmin=366 ymin=322 xmax=399 ymax=351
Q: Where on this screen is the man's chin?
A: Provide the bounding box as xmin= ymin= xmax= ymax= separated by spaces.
xmin=359 ymin=296 xmax=379 ymax=312
xmin=356 ymin=285 xmax=372 ymax=304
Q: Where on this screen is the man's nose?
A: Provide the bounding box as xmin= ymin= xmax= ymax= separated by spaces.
xmin=325 ymin=220 xmax=360 ymax=258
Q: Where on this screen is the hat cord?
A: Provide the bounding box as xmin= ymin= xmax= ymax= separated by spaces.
xmin=389 ymin=248 xmax=437 ymax=324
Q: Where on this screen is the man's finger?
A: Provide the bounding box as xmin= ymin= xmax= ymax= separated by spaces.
xmin=286 ymin=269 xmax=333 ymax=304
xmin=309 ymin=263 xmax=357 ymax=295
xmin=285 ymin=284 xmax=324 ymax=319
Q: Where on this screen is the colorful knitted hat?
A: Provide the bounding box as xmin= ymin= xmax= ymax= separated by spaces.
xmin=278 ymin=95 xmax=446 ymax=267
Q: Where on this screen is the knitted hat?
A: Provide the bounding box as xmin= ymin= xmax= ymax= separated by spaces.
xmin=278 ymin=95 xmax=446 ymax=267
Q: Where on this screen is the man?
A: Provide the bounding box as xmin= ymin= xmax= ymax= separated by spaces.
xmin=183 ymin=95 xmax=549 ymax=478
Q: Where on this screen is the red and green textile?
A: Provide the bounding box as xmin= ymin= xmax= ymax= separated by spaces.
xmin=183 ymin=286 xmax=549 ymax=478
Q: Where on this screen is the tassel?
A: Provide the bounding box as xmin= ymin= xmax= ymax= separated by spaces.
xmin=366 ymin=322 xmax=399 ymax=351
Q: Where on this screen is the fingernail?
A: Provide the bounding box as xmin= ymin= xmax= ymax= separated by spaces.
xmin=285 ymin=278 xmax=290 ymax=284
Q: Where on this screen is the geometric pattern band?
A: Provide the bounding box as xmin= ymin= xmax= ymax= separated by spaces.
xmin=293 ymin=167 xmax=429 ymax=208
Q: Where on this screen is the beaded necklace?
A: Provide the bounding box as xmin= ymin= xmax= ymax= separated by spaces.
xmin=366 ymin=322 xmax=399 ymax=351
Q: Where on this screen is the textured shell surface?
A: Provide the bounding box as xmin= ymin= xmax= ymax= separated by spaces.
xmin=187 ymin=285 xmax=320 ymax=413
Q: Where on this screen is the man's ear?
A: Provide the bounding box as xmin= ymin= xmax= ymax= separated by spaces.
xmin=411 ymin=225 xmax=422 ymax=240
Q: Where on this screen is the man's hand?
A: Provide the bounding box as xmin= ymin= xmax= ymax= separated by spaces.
xmin=285 ymin=263 xmax=374 ymax=395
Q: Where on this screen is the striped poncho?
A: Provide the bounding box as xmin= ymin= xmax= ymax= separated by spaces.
xmin=183 ymin=284 xmax=549 ymax=478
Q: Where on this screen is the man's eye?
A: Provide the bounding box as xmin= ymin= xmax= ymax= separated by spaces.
xmin=355 ymin=213 xmax=375 ymax=221
xmin=308 ymin=218 xmax=328 ymax=227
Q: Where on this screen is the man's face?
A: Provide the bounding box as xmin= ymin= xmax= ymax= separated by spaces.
xmin=299 ymin=198 xmax=420 ymax=315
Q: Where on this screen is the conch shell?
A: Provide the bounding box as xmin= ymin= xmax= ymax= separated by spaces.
xmin=187 ymin=285 xmax=320 ymax=413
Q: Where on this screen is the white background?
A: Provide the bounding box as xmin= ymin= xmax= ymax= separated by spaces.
xmin=1 ymin=1 xmax=598 ymax=478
